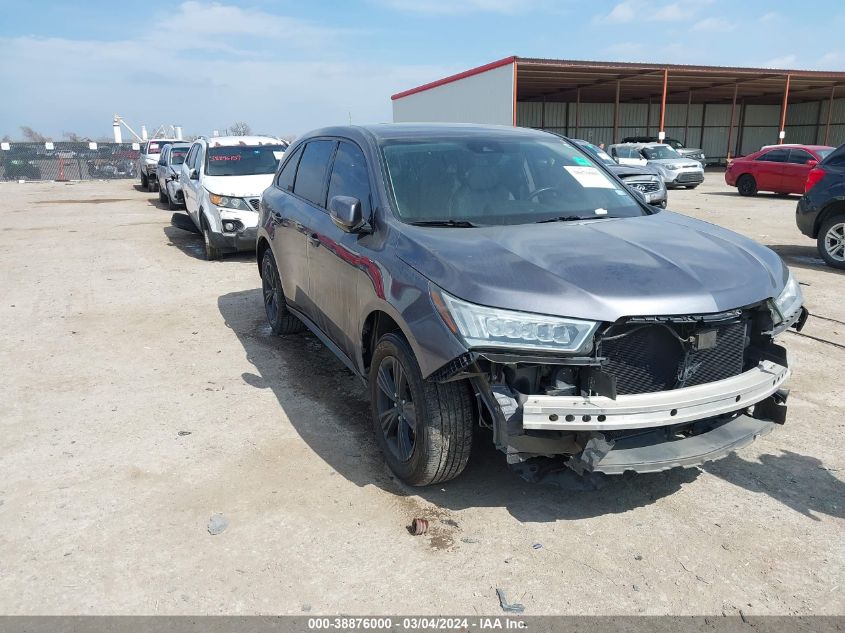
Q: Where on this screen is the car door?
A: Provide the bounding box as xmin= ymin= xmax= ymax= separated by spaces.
xmin=306 ymin=140 xmax=376 ymax=361
xmin=753 ymin=148 xmax=788 ymax=192
xmin=263 ymin=144 xmax=311 ymax=312
xmin=278 ymin=139 xmax=337 ymax=325
xmin=782 ymin=149 xmax=815 ymax=193
xmin=182 ymin=144 xmax=201 ymax=219
xmin=157 ymin=146 xmax=169 ymax=187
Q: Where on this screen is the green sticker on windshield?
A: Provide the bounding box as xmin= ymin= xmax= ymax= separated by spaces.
xmin=573 ymin=155 xmax=591 ymax=166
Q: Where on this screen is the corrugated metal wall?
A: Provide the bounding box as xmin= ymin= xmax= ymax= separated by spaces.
xmin=393 ymin=63 xmax=515 ymax=126
xmin=517 ymin=98 xmax=845 ymax=163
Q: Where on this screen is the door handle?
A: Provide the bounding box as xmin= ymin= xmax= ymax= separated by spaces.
xmin=307 ymin=233 xmax=320 ymax=247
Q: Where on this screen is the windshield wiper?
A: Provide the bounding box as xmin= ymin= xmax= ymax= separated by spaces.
xmin=408 ymin=219 xmax=480 ymax=228
xmin=535 ymin=215 xmax=601 ymax=224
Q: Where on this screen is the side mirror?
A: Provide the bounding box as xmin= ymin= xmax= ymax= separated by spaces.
xmin=329 ymin=195 xmax=364 ymax=232
xmin=806 ymin=159 xmax=818 ymax=167
xmin=627 ymin=185 xmax=647 ymax=204
xmin=189 ymin=168 xmax=199 ymax=180
xmin=158 ymin=160 xmax=166 ymax=166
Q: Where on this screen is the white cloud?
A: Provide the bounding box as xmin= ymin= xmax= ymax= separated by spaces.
xmin=761 ymin=12 xmax=780 ymax=23
xmin=0 ymin=2 xmax=455 ymax=139
xmin=374 ymin=0 xmax=543 ymax=15
xmin=600 ymin=0 xmax=703 ymax=24
xmin=764 ymin=55 xmax=798 ymax=68
xmin=692 ymin=17 xmax=735 ymax=32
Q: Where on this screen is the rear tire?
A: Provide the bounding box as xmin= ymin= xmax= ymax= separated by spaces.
xmin=818 ymin=215 xmax=845 ymax=270
xmin=261 ymin=249 xmax=305 ymax=334
xmin=369 ymin=332 xmax=474 ymax=486
xmin=737 ymin=174 xmax=757 ymax=196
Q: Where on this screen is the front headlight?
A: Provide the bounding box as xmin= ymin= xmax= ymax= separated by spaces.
xmin=431 ymin=289 xmax=599 ymax=353
xmin=664 ymin=164 xmax=679 ymax=171
xmin=208 ymin=193 xmax=248 ymax=210
xmin=772 ymin=271 xmax=803 ymax=332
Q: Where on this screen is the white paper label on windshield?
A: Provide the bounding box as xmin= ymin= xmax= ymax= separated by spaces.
xmin=564 ymin=165 xmax=614 ymax=189
xmin=273 ymin=151 xmax=285 ymax=160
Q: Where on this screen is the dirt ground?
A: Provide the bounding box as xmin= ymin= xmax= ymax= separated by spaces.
xmin=0 ymin=176 xmax=842 ymax=616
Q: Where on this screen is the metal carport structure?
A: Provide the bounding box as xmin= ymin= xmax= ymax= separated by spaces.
xmin=392 ymin=56 xmax=845 ymax=163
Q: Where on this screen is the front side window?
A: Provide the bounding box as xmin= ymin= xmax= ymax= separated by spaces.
xmin=184 ymin=145 xmax=199 ymax=169
xmin=293 ymin=140 xmax=336 ymax=206
xmin=381 ymin=135 xmax=643 ymax=226
xmin=205 ymin=144 xmax=286 ymax=176
xmin=642 ymin=146 xmax=680 ymax=160
xmin=327 ymin=142 xmax=371 ymax=216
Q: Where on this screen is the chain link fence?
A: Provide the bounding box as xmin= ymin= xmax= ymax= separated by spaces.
xmin=0 ymin=142 xmax=142 ymax=181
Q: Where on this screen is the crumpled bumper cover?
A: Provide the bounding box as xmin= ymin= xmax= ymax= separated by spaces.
xmin=583 ymin=414 xmax=777 ymax=475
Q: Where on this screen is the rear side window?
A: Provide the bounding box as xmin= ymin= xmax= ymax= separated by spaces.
xmin=787 ymin=149 xmax=814 ymax=164
xmin=327 ymin=142 xmax=371 ymax=216
xmin=757 ymin=149 xmax=788 ymax=162
xmin=276 ymin=145 xmax=303 ymax=191
xmin=293 ymin=140 xmax=336 ymax=207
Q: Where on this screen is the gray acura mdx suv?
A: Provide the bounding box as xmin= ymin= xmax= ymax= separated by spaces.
xmin=257 ymin=124 xmax=807 ymax=486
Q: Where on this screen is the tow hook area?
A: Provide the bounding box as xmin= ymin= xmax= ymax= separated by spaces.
xmin=753 ymin=388 xmax=789 ymax=425
xmin=566 ymin=433 xmax=615 ymax=475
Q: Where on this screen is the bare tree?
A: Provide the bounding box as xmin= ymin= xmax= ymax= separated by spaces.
xmin=1 ymin=134 xmax=11 ymax=143
xmin=20 ymin=126 xmax=49 ymax=142
xmin=228 ymin=121 xmax=252 ymax=136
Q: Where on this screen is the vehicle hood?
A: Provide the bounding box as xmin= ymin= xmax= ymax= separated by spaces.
xmin=200 ymin=174 xmax=274 ymax=198
xmin=395 ymin=211 xmax=786 ymax=323
xmin=608 ymin=164 xmax=660 ymax=178
xmin=649 ymin=158 xmax=702 ymax=169
xmin=677 ymin=147 xmax=704 ymax=155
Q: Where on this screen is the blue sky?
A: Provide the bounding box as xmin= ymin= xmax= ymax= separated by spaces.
xmin=1 ymin=0 xmax=843 ymax=140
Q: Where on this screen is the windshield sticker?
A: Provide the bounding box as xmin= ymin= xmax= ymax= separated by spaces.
xmin=273 ymin=151 xmax=285 ymax=160
xmin=594 ymin=208 xmax=608 ymax=215
xmin=572 ymin=155 xmax=591 ymax=166
xmin=211 ymin=154 xmax=241 ymax=161
xmin=564 ymin=165 xmax=614 ymax=189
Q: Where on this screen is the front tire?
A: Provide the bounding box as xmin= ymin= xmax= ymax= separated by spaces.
xmin=261 ymin=249 xmax=305 ymax=334
xmin=369 ymin=333 xmax=474 ymax=486
xmin=158 ymin=183 xmax=168 ymax=203
xmin=140 ymin=173 xmax=148 ymax=189
xmin=737 ymin=174 xmax=757 ymax=196
xmin=818 ymin=215 xmax=845 ymax=270
xmin=201 ymin=216 xmax=221 ymax=261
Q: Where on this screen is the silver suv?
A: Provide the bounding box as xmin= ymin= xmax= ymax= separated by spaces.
xmin=138 ymin=139 xmax=179 ymax=192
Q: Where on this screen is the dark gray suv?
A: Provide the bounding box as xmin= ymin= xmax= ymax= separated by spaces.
xmin=257 ymin=124 xmax=806 ymax=486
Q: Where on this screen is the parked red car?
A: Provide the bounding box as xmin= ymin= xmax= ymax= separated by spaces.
xmin=725 ymin=144 xmax=834 ymax=196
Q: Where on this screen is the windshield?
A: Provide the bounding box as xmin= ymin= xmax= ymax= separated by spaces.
xmin=205 ymin=145 xmax=286 ymax=176
xmin=381 ymin=136 xmax=644 ymax=226
xmin=664 ymin=139 xmax=683 ymax=149
xmin=170 ymin=148 xmax=189 ymax=165
xmin=147 ymin=140 xmax=176 ymax=154
xmin=577 ymin=142 xmax=615 ymax=166
xmin=642 ymin=145 xmax=681 ymax=160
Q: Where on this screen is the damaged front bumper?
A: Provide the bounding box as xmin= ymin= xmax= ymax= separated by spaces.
xmin=522 ymin=360 xmax=789 ymax=431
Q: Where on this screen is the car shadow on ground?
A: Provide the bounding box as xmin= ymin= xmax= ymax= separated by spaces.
xmin=768 ymin=244 xmax=843 ymax=276
xmin=701 ymin=450 xmax=844 ymax=521
xmin=163 ymin=225 xmax=253 ymax=262
xmin=703 ymin=191 xmax=798 ymax=199
xmin=219 ymin=287 xmax=708 ymax=523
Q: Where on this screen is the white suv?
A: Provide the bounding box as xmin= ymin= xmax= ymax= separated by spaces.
xmin=179 ymin=136 xmax=287 ymax=260
xmin=139 ymin=139 xmax=179 ymax=191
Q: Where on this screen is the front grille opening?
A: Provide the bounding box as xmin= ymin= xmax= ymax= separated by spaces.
xmin=598 ymin=319 xmax=748 ymax=395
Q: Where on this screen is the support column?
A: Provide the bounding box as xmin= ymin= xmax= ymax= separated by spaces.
xmin=824 ymin=85 xmax=836 ymax=145
xmin=778 ymin=73 xmax=791 ymax=144
xmin=699 ymin=103 xmax=707 ymax=156
xmin=683 ymin=90 xmax=692 ymax=146
xmin=726 ymin=83 xmax=738 ymax=162
xmin=658 ymin=68 xmax=668 ymax=142
xmin=646 ymin=98 xmax=651 ymax=136
xmin=541 ymin=96 xmax=546 ymax=129
xmin=575 ymin=87 xmax=581 ymax=139
xmin=736 ymin=99 xmax=746 ymax=157
xmin=613 ymin=80 xmax=620 ymax=144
